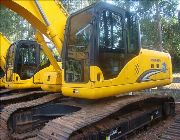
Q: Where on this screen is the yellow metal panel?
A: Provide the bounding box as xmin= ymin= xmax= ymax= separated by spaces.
xmin=62 ymin=48 xmax=173 ymax=99
xmin=0 ymin=33 xmax=10 ymax=72
xmin=0 ymin=78 xmax=5 ymax=87
xmin=62 ymin=79 xmax=171 ymax=99
xmin=41 ymin=62 xmax=62 ymax=92
xmin=41 ymin=71 xmax=62 ymax=92
xmin=5 ymin=63 xmax=56 ymax=89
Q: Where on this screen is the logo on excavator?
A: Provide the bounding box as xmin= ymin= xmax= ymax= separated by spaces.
xmin=137 ymin=62 xmax=167 ymax=82
xmin=137 ymin=69 xmax=161 ymax=82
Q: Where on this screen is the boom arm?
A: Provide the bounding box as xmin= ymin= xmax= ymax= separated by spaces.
xmin=35 ymin=31 xmax=61 ymax=71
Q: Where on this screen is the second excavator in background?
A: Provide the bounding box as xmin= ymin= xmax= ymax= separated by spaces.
xmin=0 ymin=0 xmax=68 ymax=92
xmin=0 ymin=0 xmax=68 ymax=108
xmin=0 ymin=1 xmax=71 ymax=139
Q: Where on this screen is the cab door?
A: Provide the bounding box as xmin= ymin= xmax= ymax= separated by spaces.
xmin=92 ymin=8 xmax=127 ymax=87
xmin=93 ymin=8 xmax=140 ymax=86
xmin=97 ymin=9 xmax=125 ymax=81
xmin=32 ymin=45 xmax=41 ymax=84
xmin=6 ymin=44 xmax=16 ymax=82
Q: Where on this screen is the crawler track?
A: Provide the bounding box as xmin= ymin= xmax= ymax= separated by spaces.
xmin=0 ymin=88 xmax=14 ymax=95
xmin=0 ymin=90 xmax=49 ymax=109
xmin=0 ymin=93 xmax=61 ymax=133
xmin=38 ymin=95 xmax=174 ymax=140
xmin=0 ymin=92 xmax=82 ymax=140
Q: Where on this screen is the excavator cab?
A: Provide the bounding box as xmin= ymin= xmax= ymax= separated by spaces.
xmin=62 ymin=3 xmax=140 ymax=98
xmin=64 ymin=3 xmax=140 ymax=82
xmin=5 ymin=40 xmax=50 ymax=89
xmin=62 ymin=2 xmax=172 ymax=99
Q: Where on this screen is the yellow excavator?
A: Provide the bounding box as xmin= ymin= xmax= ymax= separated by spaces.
xmin=0 ymin=1 xmax=175 ymax=140
xmin=38 ymin=3 xmax=175 ymax=139
xmin=0 ymin=33 xmax=10 ymax=88
xmin=5 ymin=39 xmax=54 ymax=89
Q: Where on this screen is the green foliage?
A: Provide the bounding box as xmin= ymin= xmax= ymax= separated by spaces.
xmin=0 ymin=5 xmax=35 ymax=42
xmin=137 ymin=0 xmax=180 ymax=71
xmin=162 ymin=17 xmax=180 ymax=71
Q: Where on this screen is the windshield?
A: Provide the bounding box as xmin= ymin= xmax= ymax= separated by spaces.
xmin=16 ymin=43 xmax=38 ymax=80
xmin=65 ymin=9 xmax=93 ymax=83
xmin=16 ymin=42 xmax=50 ymax=80
xmin=68 ymin=11 xmax=92 ymax=56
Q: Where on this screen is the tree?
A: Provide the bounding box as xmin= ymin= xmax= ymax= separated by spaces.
xmin=0 ymin=5 xmax=35 ymax=42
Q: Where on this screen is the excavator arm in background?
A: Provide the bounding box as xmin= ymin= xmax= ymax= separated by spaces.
xmin=0 ymin=33 xmax=10 ymax=88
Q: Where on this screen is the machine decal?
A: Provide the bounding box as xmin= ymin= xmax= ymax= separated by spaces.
xmin=137 ymin=62 xmax=167 ymax=82
xmin=135 ymin=64 xmax=140 ymax=74
xmin=137 ymin=69 xmax=161 ymax=82
xmin=162 ymin=62 xmax=167 ymax=73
